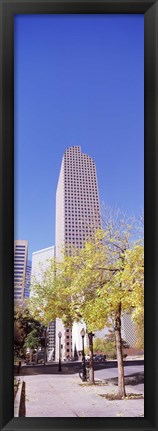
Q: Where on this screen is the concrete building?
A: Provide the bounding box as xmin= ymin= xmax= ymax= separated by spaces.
xmin=31 ymin=246 xmax=55 ymax=283
xmin=55 ymin=146 xmax=102 ymax=359
xmin=14 ymin=240 xmax=28 ymax=304
xmin=31 ymin=246 xmax=55 ymax=361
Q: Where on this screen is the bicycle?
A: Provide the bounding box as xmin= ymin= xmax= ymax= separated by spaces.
xmin=79 ymin=366 xmax=90 ymax=382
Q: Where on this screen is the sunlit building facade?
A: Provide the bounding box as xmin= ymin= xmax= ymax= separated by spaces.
xmin=31 ymin=246 xmax=56 ymax=361
xmin=55 ymin=146 xmax=102 ymax=359
xmin=14 ymin=240 xmax=28 ymax=304
xmin=24 ymin=259 xmax=32 ymax=299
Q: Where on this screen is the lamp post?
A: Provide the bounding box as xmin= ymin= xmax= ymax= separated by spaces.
xmin=43 ymin=327 xmax=47 ymax=365
xmin=58 ymin=331 xmax=62 ymax=372
xmin=80 ymin=328 xmax=86 ymax=381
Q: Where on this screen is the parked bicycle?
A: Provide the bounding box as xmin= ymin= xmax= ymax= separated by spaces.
xmin=79 ymin=365 xmax=90 ymax=381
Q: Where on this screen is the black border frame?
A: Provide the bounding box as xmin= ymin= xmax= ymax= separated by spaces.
xmin=0 ymin=1 xmax=158 ymax=430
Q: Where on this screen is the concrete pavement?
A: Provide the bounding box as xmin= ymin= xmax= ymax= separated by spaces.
xmin=17 ymin=368 xmax=144 ymax=417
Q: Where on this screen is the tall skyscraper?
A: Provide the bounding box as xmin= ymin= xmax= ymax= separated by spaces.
xmin=14 ymin=240 xmax=28 ymax=304
xmin=56 ymin=146 xmax=101 ymax=258
xmin=55 ymin=146 xmax=102 ymax=359
xmin=24 ymin=260 xmax=32 ymax=299
xmin=31 ymin=246 xmax=56 ymax=361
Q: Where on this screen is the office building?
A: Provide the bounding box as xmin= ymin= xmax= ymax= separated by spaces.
xmin=24 ymin=260 xmax=32 ymax=299
xmin=55 ymin=146 xmax=102 ymax=359
xmin=14 ymin=240 xmax=28 ymax=304
xmin=31 ymin=246 xmax=55 ymax=361
xmin=56 ymin=145 xmax=101 ymax=258
xmin=122 ymin=313 xmax=137 ymax=348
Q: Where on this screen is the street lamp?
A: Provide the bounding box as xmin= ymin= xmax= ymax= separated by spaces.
xmin=43 ymin=327 xmax=47 ymax=365
xmin=58 ymin=331 xmax=62 ymax=372
xmin=80 ymin=328 xmax=86 ymax=381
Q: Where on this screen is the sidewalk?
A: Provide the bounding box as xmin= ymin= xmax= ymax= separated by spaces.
xmin=19 ymin=372 xmax=144 ymax=417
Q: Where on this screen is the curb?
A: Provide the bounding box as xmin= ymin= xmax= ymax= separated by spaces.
xmin=14 ymin=378 xmax=23 ymax=417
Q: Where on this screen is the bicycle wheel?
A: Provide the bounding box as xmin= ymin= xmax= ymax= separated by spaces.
xmin=86 ymin=368 xmax=90 ymax=381
xmin=79 ymin=369 xmax=83 ymax=380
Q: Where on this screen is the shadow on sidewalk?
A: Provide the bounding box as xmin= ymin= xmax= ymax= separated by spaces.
xmin=103 ymin=371 xmax=144 ymax=387
xmin=14 ymin=362 xmax=115 ymax=377
xmin=19 ymin=381 xmax=26 ymax=417
xmin=14 ymin=363 xmax=82 ymax=376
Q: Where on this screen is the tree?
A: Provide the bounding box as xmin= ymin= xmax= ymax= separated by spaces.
xmin=68 ymin=214 xmax=143 ymax=395
xmin=93 ymin=333 xmax=129 ymax=358
xmin=75 ymin=234 xmax=143 ymax=397
xmin=29 ymin=209 xmax=144 ymax=396
xmin=24 ymin=328 xmax=42 ymax=350
xmin=14 ymin=320 xmax=26 ymax=357
xmin=14 ymin=306 xmax=44 ymax=358
xmin=93 ymin=337 xmax=113 ymax=355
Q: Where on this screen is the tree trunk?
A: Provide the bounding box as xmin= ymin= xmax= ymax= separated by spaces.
xmin=88 ymin=332 xmax=95 ymax=384
xmin=114 ymin=302 xmax=126 ymax=399
xmin=30 ymin=349 xmax=33 ymax=363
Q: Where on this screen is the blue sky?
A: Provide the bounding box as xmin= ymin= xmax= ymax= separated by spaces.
xmin=14 ymin=14 xmax=144 ymax=260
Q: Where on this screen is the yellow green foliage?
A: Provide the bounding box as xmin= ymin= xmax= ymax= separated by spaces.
xmin=28 ymin=216 xmax=144 ymax=336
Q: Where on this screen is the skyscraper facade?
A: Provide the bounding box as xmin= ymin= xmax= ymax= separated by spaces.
xmin=14 ymin=240 xmax=28 ymax=304
xmin=55 ymin=146 xmax=102 ymax=359
xmin=24 ymin=259 xmax=32 ymax=299
xmin=31 ymin=246 xmax=56 ymax=361
xmin=56 ymin=146 xmax=101 ymax=258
